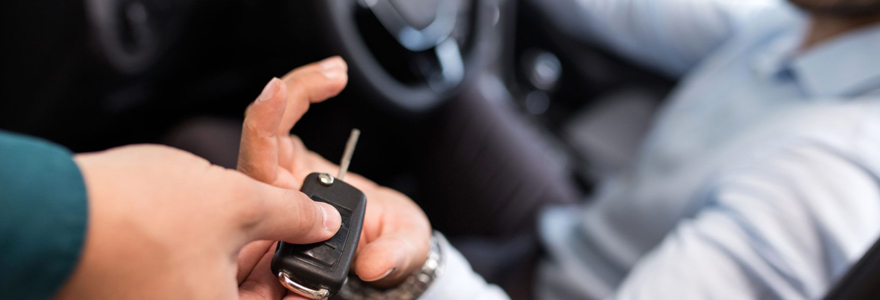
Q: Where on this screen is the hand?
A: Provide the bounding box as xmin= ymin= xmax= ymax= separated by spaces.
xmin=54 ymin=145 xmax=342 ymax=300
xmin=236 ymin=57 xmax=433 ymax=294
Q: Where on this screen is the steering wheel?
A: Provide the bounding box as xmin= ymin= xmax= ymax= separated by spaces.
xmin=86 ymin=0 xmax=199 ymax=74
xmin=316 ymin=0 xmax=483 ymax=114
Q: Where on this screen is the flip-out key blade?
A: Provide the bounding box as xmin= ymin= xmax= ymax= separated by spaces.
xmin=272 ymin=129 xmax=366 ymax=299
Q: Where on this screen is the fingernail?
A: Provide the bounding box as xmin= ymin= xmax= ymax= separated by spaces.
xmin=320 ymin=56 xmax=344 ymax=71
xmin=318 ymin=202 xmax=341 ymax=233
xmin=257 ymin=78 xmax=280 ymax=102
xmin=320 ymin=57 xmax=345 ymax=79
xmin=377 ymin=267 xmax=396 ymax=281
xmin=322 ymin=69 xmax=342 ymax=79
xmin=363 ymin=266 xmax=397 ymax=282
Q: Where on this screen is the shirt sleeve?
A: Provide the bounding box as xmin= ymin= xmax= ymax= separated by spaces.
xmin=611 ymin=143 xmax=880 ymax=299
xmin=0 ymin=130 xmax=89 ymax=300
xmin=418 ymin=233 xmax=510 ymax=300
xmin=529 ymin=0 xmax=775 ymax=77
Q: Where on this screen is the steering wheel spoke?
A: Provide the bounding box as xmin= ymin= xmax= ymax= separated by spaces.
xmin=317 ymin=0 xmax=495 ymax=114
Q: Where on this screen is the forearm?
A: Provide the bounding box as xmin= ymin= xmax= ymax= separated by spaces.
xmin=0 ymin=130 xmax=88 ymax=300
xmin=612 ymin=143 xmax=880 ymax=299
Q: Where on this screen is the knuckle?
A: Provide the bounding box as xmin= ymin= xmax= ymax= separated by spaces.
xmin=287 ymin=76 xmax=307 ymax=91
xmin=288 ymin=75 xmax=322 ymax=103
xmin=241 ymin=119 xmax=262 ymax=137
xmin=242 ymin=122 xmax=276 ymax=144
xmin=243 ymin=102 xmax=256 ymax=117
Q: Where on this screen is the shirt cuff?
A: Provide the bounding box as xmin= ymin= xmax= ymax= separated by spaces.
xmin=418 ymin=232 xmax=510 ymax=300
xmin=0 ymin=130 xmax=88 ymax=300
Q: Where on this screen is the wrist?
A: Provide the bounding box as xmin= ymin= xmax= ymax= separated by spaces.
xmin=340 ymin=233 xmax=444 ymax=300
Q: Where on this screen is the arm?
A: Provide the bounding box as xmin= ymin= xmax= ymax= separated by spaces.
xmin=613 ymin=143 xmax=880 ymax=299
xmin=0 ymin=130 xmax=88 ymax=300
xmin=0 ymin=138 xmax=343 ymax=300
xmin=417 ymin=234 xmax=510 ymax=300
xmin=531 ymin=0 xmax=773 ymax=76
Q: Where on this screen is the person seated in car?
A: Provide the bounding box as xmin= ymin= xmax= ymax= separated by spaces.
xmin=5 ymin=0 xmax=880 ymax=300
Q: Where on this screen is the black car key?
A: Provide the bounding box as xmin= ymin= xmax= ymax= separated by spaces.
xmin=272 ymin=129 xmax=366 ymax=299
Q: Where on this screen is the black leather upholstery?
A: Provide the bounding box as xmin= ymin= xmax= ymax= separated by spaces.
xmin=824 ymin=238 xmax=880 ymax=299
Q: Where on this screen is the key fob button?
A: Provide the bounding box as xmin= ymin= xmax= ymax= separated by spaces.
xmin=303 ymin=244 xmax=342 ymax=267
xmin=341 ymin=215 xmax=351 ymax=229
xmin=325 ymin=227 xmax=349 ymax=250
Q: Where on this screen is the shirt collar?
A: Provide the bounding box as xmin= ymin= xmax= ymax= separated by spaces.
xmin=753 ymin=8 xmax=880 ymax=98
xmin=792 ymin=23 xmax=880 ymax=97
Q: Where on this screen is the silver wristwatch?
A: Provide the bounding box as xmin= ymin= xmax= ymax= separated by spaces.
xmin=338 ymin=234 xmax=444 ymax=300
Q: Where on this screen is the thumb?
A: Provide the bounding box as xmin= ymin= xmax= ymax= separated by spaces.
xmin=234 ymin=174 xmax=342 ymax=244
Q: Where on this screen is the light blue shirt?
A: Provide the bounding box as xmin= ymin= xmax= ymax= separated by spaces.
xmin=530 ymin=0 xmax=880 ymax=299
xmin=419 ymin=1 xmax=880 ymax=300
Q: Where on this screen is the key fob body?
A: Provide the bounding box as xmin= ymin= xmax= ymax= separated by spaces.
xmin=271 ymin=172 xmax=367 ymax=299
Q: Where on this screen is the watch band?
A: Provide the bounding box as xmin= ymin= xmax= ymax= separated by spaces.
xmin=338 ymin=234 xmax=444 ymax=300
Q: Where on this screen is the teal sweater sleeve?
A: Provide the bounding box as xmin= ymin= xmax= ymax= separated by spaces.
xmin=0 ymin=130 xmax=88 ymax=300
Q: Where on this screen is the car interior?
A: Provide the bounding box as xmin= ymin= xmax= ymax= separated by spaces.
xmin=0 ymin=0 xmax=876 ymax=298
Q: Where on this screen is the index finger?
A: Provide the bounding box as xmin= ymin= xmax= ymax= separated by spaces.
xmin=275 ymin=57 xmax=348 ymax=172
xmin=277 ymin=56 xmax=348 ymax=136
